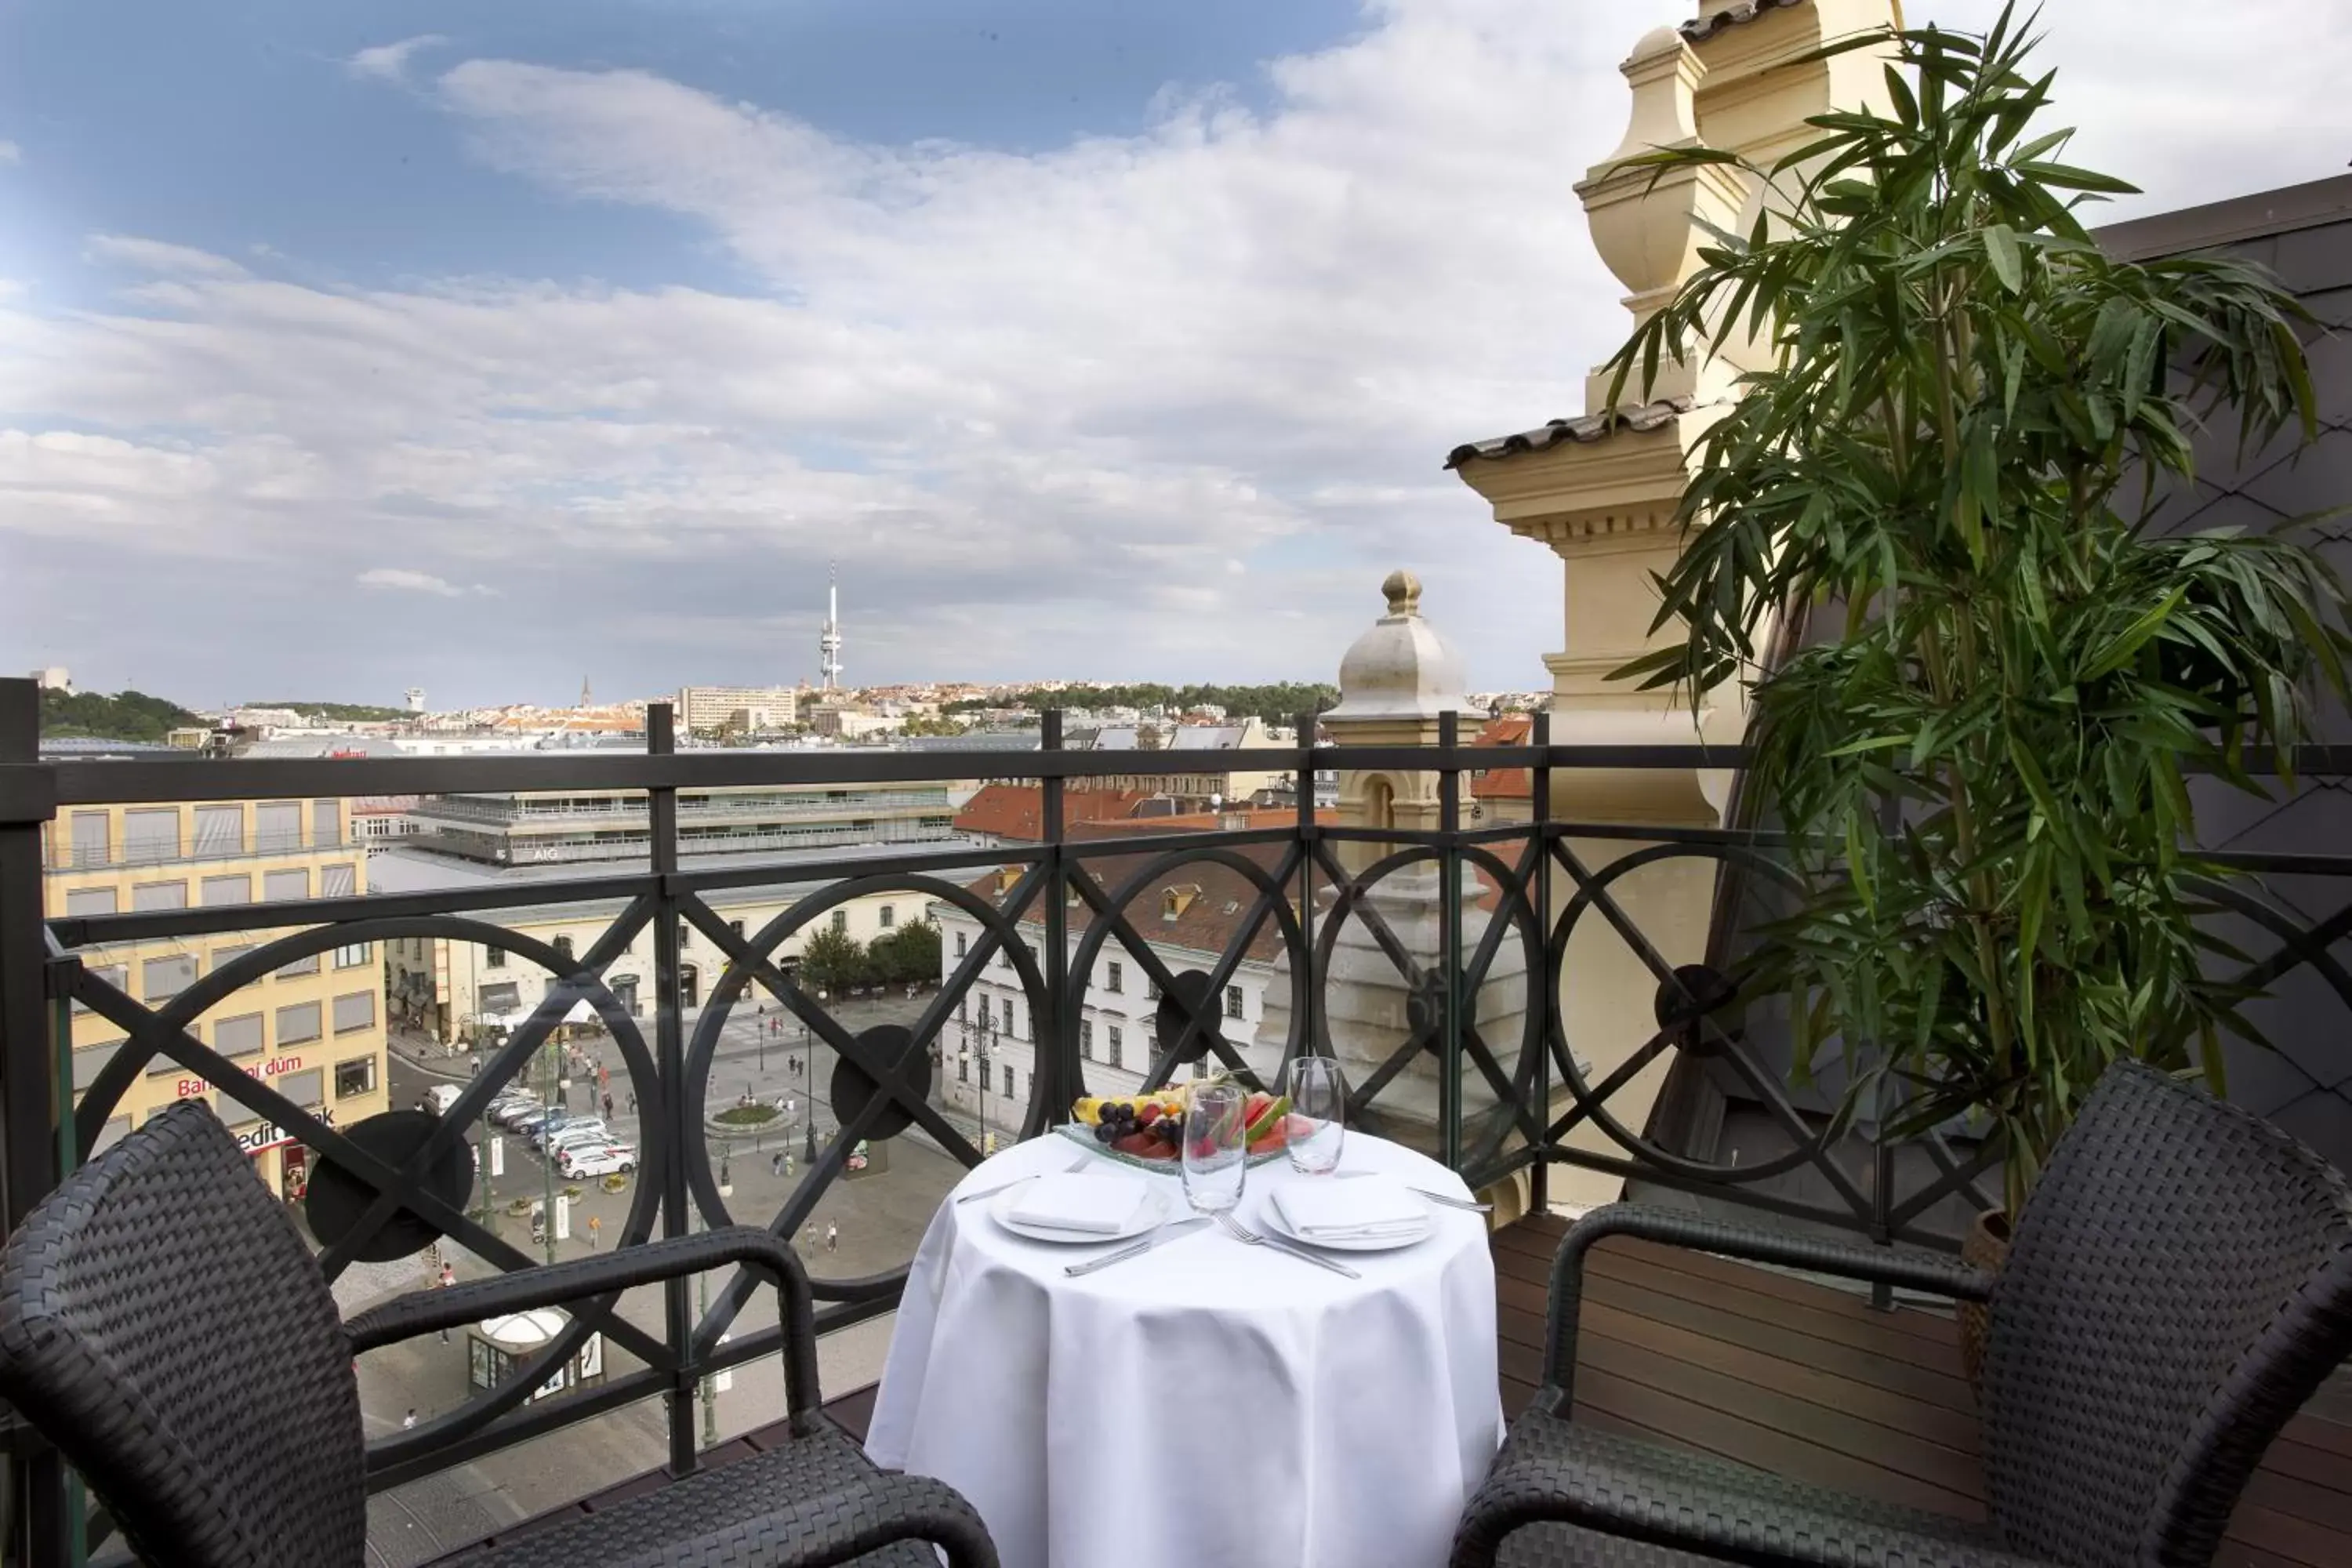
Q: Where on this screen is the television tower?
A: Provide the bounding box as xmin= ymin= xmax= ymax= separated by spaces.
xmin=817 ymin=564 xmax=844 ymax=691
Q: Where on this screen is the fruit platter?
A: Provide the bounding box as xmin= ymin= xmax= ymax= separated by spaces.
xmin=1059 ymin=1088 xmax=1304 ymax=1173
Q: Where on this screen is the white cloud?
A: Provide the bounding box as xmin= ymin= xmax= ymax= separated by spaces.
xmin=0 ymin=142 xmax=20 ymax=166
xmin=82 ymin=234 xmax=249 ymax=278
xmin=348 ymin=34 xmax=450 ymax=83
xmin=5 ymin=0 xmax=2350 ymax=701
xmin=358 ymin=568 xmax=466 ymax=597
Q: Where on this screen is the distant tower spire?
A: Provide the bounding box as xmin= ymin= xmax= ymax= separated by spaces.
xmin=818 ymin=562 xmax=844 ymax=691
xmin=579 ymin=674 xmax=592 ymax=709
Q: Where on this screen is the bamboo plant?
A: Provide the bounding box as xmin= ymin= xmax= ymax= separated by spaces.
xmin=1606 ymin=7 xmax=2350 ymax=1214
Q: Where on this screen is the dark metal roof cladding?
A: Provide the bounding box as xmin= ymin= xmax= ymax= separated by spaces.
xmin=1681 ymin=0 xmax=1807 ymax=44
xmin=1443 ymin=397 xmax=1698 ymax=469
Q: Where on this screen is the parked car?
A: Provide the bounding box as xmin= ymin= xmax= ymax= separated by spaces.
xmin=561 ymin=1144 xmax=637 ymax=1178
xmin=540 ymin=1123 xmax=613 ymax=1155
xmin=509 ymin=1107 xmax=575 ymax=1136
xmin=490 ymin=1098 xmax=544 ymax=1128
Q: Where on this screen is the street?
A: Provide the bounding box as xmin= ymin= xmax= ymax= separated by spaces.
xmin=354 ymin=989 xmax=975 ymax=1566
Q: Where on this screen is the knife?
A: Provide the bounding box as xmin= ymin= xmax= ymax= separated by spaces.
xmin=1064 ymin=1218 xmax=1212 ymax=1276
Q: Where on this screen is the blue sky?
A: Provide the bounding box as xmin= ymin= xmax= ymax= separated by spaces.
xmin=2 ymin=0 xmax=2347 ymax=711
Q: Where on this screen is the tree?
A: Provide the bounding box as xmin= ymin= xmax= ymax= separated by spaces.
xmin=38 ymin=688 xmax=201 ymax=743
xmin=1609 ymin=9 xmax=2348 ymax=1213
xmin=869 ymin=917 xmax=943 ymax=987
xmin=797 ymin=925 xmax=867 ymax=993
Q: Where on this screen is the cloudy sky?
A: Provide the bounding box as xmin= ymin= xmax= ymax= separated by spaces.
xmin=2 ymin=0 xmax=2345 ymax=710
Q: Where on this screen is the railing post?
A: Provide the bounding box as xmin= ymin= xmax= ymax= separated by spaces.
xmin=1040 ymin=711 xmax=1069 ymax=1130
xmin=1439 ymin=710 xmax=1463 ymax=1173
xmin=646 ymin=703 xmax=697 ymax=1474
xmin=0 ymin=678 xmax=71 ymax=1568
xmin=1293 ymin=711 xmax=1319 ymax=1070
xmin=1530 ymin=710 xmax=1552 ymax=1216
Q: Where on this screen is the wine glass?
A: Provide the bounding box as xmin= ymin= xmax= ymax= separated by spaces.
xmin=1283 ymin=1056 xmax=1345 ymax=1175
xmin=1181 ymin=1079 xmax=1247 ymax=1214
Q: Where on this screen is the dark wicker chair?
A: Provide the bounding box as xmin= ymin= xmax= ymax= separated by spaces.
xmin=0 ymin=1102 xmax=997 ymax=1568
xmin=1451 ymin=1059 xmax=2352 ymax=1568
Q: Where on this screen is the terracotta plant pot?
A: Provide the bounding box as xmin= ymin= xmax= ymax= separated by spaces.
xmin=1958 ymin=1207 xmax=2011 ymax=1394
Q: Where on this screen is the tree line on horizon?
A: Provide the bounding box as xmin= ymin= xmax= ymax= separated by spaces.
xmin=36 ymin=688 xmax=201 ymax=743
xmin=942 ymin=682 xmax=1339 ymax=726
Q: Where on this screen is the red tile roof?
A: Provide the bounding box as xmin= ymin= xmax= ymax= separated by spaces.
xmin=1471 ymin=713 xmax=1534 ymax=801
xmin=953 ymin=784 xmax=1149 ymax=843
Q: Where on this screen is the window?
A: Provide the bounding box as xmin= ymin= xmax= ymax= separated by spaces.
xmin=334 ymin=1056 xmax=376 ymax=1098
xmin=728 ymin=920 xmax=745 ymax=941
xmin=1000 ymin=998 xmax=1014 ymax=1033
xmin=131 ymin=880 xmax=187 ymax=911
xmin=880 ymin=905 xmax=895 ymax=928
xmin=479 ymin=981 xmax=521 ymax=1013
xmin=68 ymin=811 xmax=110 ymax=868
xmin=212 ymin=944 xmax=256 ymax=987
xmin=332 ymin=991 xmax=376 ymax=1034
xmin=277 ymin=1066 xmax=325 ymax=1108
xmin=830 ymin=909 xmax=848 ymax=935
xmin=1107 ymin=1025 xmax=1123 ymax=1070
xmin=1001 ymin=1063 xmax=1014 ymax=1097
xmin=64 ymin=887 xmax=115 ymax=917
xmin=79 ymin=964 xmax=128 ymax=1014
xmin=1080 ymin=1018 xmax=1094 ymax=1059
xmin=1106 ymin=960 xmax=1124 ymax=994
xmin=215 ymin=1013 xmax=265 ymax=1058
xmin=956 ymin=930 xmax=968 ymax=958
xmin=274 ymin=1001 xmax=321 ymax=1046
xmin=320 ymin=862 xmax=357 ymax=898
xmin=553 ymin=935 xmax=575 ymax=964
xmin=333 ymin=942 xmax=372 ymax=969
xmin=958 ymin=1053 xmax=969 ymax=1083
xmin=193 ymin=804 xmax=243 ymax=857
xmin=274 ymin=948 xmax=319 ymax=978
xmin=313 ymin=799 xmax=340 ymax=848
xmin=1225 ymin=985 xmax=1244 ymax=1020
xmin=485 ymin=946 xmax=507 ymax=970
xmin=255 ymin=801 xmax=301 ymax=853
xmin=142 ymin=953 xmax=197 ymax=1001
xmin=123 ymin=808 xmax=180 ymax=865
xmin=678 ymin=920 xmax=692 ymax=950
xmin=262 ymin=869 xmax=307 ymax=902
xmin=1147 ymin=976 xmax=1160 ymax=1001
xmin=200 ymin=874 xmax=251 ymax=906
xmin=71 ymin=1040 xmax=125 ymax=1092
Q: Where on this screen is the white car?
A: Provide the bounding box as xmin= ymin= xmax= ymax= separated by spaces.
xmin=561 ymin=1144 xmax=637 ymax=1178
xmin=422 ymin=1085 xmax=464 ymax=1116
xmin=539 ymin=1120 xmax=612 ymax=1152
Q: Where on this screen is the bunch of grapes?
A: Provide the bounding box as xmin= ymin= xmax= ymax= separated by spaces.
xmin=1090 ymin=1100 xmax=1182 ymax=1149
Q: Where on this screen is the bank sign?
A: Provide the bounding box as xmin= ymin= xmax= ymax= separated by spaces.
xmin=232 ymin=1108 xmax=334 ymax=1158
xmin=176 ymin=1054 xmax=307 ymax=1102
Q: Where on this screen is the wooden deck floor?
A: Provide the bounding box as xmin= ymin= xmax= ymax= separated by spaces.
xmin=433 ymin=1215 xmax=2352 ymax=1566
xmin=1493 ymin=1213 xmax=2352 ymax=1568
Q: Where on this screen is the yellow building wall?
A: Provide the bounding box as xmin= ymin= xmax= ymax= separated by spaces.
xmin=45 ymin=797 xmax=391 ymax=1193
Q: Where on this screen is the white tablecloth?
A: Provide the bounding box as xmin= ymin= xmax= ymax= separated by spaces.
xmin=866 ymin=1132 xmax=1501 ymax=1568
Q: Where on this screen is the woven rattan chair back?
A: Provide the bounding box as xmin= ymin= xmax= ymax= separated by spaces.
xmin=1982 ymin=1060 xmax=2352 ymax=1566
xmin=0 ymin=1102 xmax=368 ymax=1567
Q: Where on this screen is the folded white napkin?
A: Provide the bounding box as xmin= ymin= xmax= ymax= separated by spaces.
xmin=1273 ymin=1176 xmax=1425 ymax=1238
xmin=1009 ymin=1172 xmax=1151 ymax=1234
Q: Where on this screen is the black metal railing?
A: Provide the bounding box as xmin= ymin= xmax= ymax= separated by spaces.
xmin=4 ymin=675 xmax=2350 ymax=1563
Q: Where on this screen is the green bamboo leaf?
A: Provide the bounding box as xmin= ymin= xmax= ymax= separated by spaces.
xmin=2015 ymin=160 xmax=2140 ymax=194
xmin=1983 ymin=223 xmax=2024 ymax=293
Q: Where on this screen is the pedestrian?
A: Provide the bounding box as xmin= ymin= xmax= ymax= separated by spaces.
xmin=826 ymin=1221 xmax=837 ymax=1254
xmin=627 ymin=1091 xmax=637 ymax=1114
xmin=602 ymin=1091 xmax=615 ymax=1121
xmin=786 ymin=1097 xmax=794 ymax=1117
xmin=587 ymin=1214 xmax=601 ymax=1250
xmin=438 ymin=1262 xmax=456 ymax=1342
xmin=771 ymin=1151 xmax=783 ymax=1177
xmin=402 ymin=1409 xmax=417 ymax=1431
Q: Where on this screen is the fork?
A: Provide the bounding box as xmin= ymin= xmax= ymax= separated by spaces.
xmin=1212 ymin=1210 xmax=1361 ymax=1279
xmin=955 ymin=1153 xmax=1090 ymax=1205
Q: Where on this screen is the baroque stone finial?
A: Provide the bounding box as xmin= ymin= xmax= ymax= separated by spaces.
xmin=1382 ymin=569 xmax=1421 ymax=618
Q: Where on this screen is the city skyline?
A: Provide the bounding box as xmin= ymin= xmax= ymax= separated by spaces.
xmin=5 ymin=1 xmax=2345 ymax=709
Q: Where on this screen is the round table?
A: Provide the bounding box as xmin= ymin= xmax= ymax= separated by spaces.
xmin=866 ymin=1131 xmax=1502 ymax=1568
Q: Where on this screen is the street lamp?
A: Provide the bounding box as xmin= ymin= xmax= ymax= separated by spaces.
xmin=960 ymin=1004 xmax=999 ymax=1157
xmin=804 ymin=989 xmax=825 ymax=1166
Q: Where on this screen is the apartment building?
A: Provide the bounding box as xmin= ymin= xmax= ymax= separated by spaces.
xmin=387 ymin=880 xmax=920 ymax=1044
xmin=676 ymin=684 xmax=800 ymax=732
xmin=404 ymin=782 xmax=957 ymax=869
xmin=44 ymin=797 xmax=391 ymax=1196
xmin=1062 ymin=717 xmax=1291 ymax=809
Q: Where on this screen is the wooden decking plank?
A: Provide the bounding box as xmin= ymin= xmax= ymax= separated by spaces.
xmin=1573 ymin=1325 xmax=1986 ymax=1501
xmin=1576 ymin=1296 xmax=1982 ymax=1456
xmin=1577 ymin=1266 xmax=1978 ymax=1413
xmin=2256 ymin=1434 xmax=2352 ymax=1497
xmin=1606 ymin=1234 xmax=1962 ymax=1346
xmin=2223 ymin=1499 xmax=2350 ymax=1568
xmin=2283 ymin=1410 xmax=2352 ymax=1461
xmin=2239 ymin=1465 xmax=2352 ymax=1535
xmin=1572 ymin=1363 xmax=1986 ymax=1521
xmin=1584 ymin=1246 xmax=1967 ymax=1375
